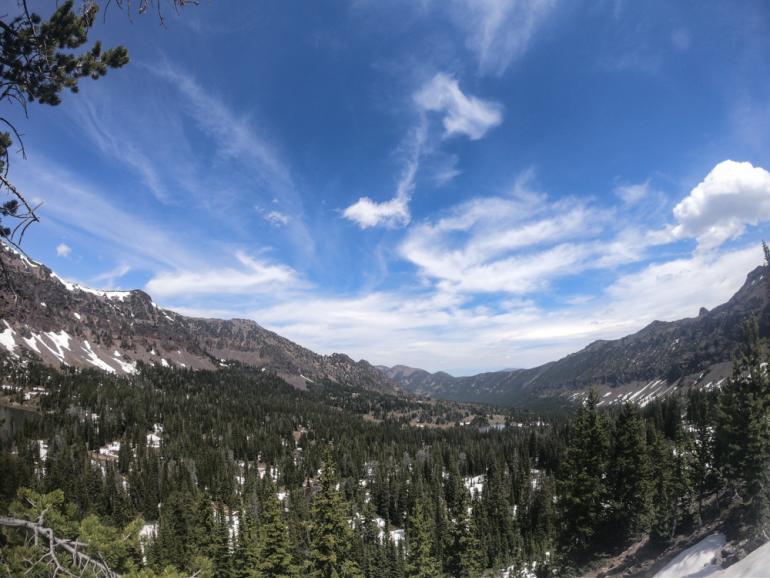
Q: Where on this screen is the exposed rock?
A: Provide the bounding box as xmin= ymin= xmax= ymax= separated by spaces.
xmin=0 ymin=244 xmax=398 ymax=394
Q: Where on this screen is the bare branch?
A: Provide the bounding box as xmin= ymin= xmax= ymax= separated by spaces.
xmin=0 ymin=515 xmax=119 ymax=577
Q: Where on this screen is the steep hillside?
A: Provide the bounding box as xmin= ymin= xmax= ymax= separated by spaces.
xmin=384 ymin=265 xmax=770 ymax=406
xmin=0 ymin=244 xmax=398 ymax=393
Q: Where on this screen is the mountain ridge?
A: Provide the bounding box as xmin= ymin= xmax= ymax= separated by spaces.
xmin=0 ymin=244 xmax=399 ymax=394
xmin=381 ymin=264 xmax=770 ymax=405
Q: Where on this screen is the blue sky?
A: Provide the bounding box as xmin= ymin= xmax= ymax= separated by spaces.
xmin=7 ymin=0 xmax=770 ymax=374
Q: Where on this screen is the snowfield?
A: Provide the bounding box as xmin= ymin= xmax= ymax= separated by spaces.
xmin=654 ymin=533 xmax=770 ymax=578
xmin=654 ymin=533 xmax=725 ymax=578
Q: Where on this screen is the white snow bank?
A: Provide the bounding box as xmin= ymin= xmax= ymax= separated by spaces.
xmin=654 ymin=533 xmax=725 ymax=578
xmin=0 ymin=321 xmax=18 ymax=355
xmin=713 ymin=540 xmax=770 ymax=577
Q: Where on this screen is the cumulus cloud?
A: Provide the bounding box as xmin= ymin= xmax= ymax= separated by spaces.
xmin=146 ymin=251 xmax=297 ymax=298
xmin=672 ymin=160 xmax=770 ymax=249
xmin=343 ymin=194 xmax=411 ymax=229
xmin=414 ymin=73 xmax=503 ymax=140
xmin=450 ymin=0 xmax=557 ymax=76
xmin=56 ymin=243 xmax=72 ymax=258
xmin=343 ymin=122 xmax=426 ymax=229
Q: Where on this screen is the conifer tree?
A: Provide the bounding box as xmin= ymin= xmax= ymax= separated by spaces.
xmin=716 ymin=316 xmax=770 ymax=539
xmin=254 ymin=489 xmax=298 ymax=578
xmin=687 ymin=390 xmax=720 ymax=524
xmin=308 ymin=450 xmax=363 ymax=578
xmin=609 ymin=404 xmax=653 ymax=542
xmin=559 ymin=389 xmax=610 ymax=556
xmin=405 ymin=499 xmax=441 ymax=578
xmin=211 ymin=502 xmax=234 ymax=576
xmin=649 ymin=430 xmax=677 ymax=543
xmin=234 ymin=504 xmax=260 ymax=578
xmin=448 ymin=489 xmax=483 ymax=577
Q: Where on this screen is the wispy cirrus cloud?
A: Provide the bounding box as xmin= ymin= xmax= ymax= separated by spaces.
xmin=450 ymin=0 xmax=558 ymax=76
xmin=145 ymin=251 xmax=299 ymax=298
xmin=14 ymin=158 xmax=203 ymax=270
xmin=150 ymin=62 xmax=315 ymax=260
xmin=70 ymin=97 xmax=172 ymax=203
xmin=344 ymin=74 xmax=502 ymax=229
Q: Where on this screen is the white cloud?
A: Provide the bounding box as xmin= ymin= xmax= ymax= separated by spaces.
xmin=56 ymin=243 xmax=71 ymax=258
xmin=239 ymin=243 xmax=763 ymax=374
xmin=343 ymin=121 xmax=426 ymax=229
xmin=614 ymin=180 xmax=652 ymax=204
xmin=345 ymin=75 xmax=501 ymax=230
xmin=255 ymin=206 xmax=290 ymax=226
xmin=414 ymin=73 xmax=503 ymax=140
xmin=672 ymin=160 xmax=770 ymax=249
xmin=450 ymin=0 xmax=557 ymax=76
xmin=399 ymin=177 xmax=619 ymax=295
xmin=604 ymin=244 xmax=762 ymax=323
xmin=146 ymin=251 xmax=297 ymax=298
xmin=343 ymin=194 xmax=411 ymax=229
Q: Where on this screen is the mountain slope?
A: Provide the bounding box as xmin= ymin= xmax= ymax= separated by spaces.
xmin=384 ymin=265 xmax=770 ymax=406
xmin=0 ymin=244 xmax=398 ymax=393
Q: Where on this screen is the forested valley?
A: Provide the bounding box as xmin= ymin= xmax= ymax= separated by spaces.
xmin=2 ymin=317 xmax=769 ymax=577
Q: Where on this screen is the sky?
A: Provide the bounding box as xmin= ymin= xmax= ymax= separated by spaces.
xmin=6 ymin=0 xmax=770 ymax=375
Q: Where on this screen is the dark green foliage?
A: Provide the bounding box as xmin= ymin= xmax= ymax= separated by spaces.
xmin=608 ymin=404 xmax=653 ymax=541
xmin=255 ymin=488 xmax=298 ymax=578
xmin=558 ymin=389 xmax=610 ymax=556
xmin=405 ymin=499 xmax=440 ymax=578
xmin=716 ymin=316 xmax=770 ymax=540
xmin=308 ymin=451 xmax=363 ymax=578
xmin=448 ymin=489 xmax=483 ymax=577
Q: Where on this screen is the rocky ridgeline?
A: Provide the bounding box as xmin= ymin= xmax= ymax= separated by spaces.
xmin=383 ymin=265 xmax=770 ymax=406
xmin=0 ymin=244 xmax=398 ymax=393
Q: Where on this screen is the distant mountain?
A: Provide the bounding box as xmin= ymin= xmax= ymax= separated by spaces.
xmin=383 ymin=265 xmax=770 ymax=406
xmin=0 ymin=244 xmax=398 ymax=394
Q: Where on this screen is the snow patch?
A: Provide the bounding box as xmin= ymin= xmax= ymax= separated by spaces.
xmin=41 ymin=330 xmax=72 ymax=363
xmin=465 ymin=474 xmax=485 ymax=497
xmin=146 ymin=424 xmax=163 ymax=448
xmin=654 ymin=533 xmax=725 ymax=578
xmin=81 ymin=340 xmax=116 ymax=373
xmin=50 ymin=272 xmax=131 ymax=301
xmin=0 ymin=322 xmax=18 ymax=356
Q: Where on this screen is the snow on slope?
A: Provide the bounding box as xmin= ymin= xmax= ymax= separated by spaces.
xmin=654 ymin=532 xmax=770 ymax=578
xmin=654 ymin=533 xmax=725 ymax=578
xmin=713 ymin=540 xmax=770 ymax=577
